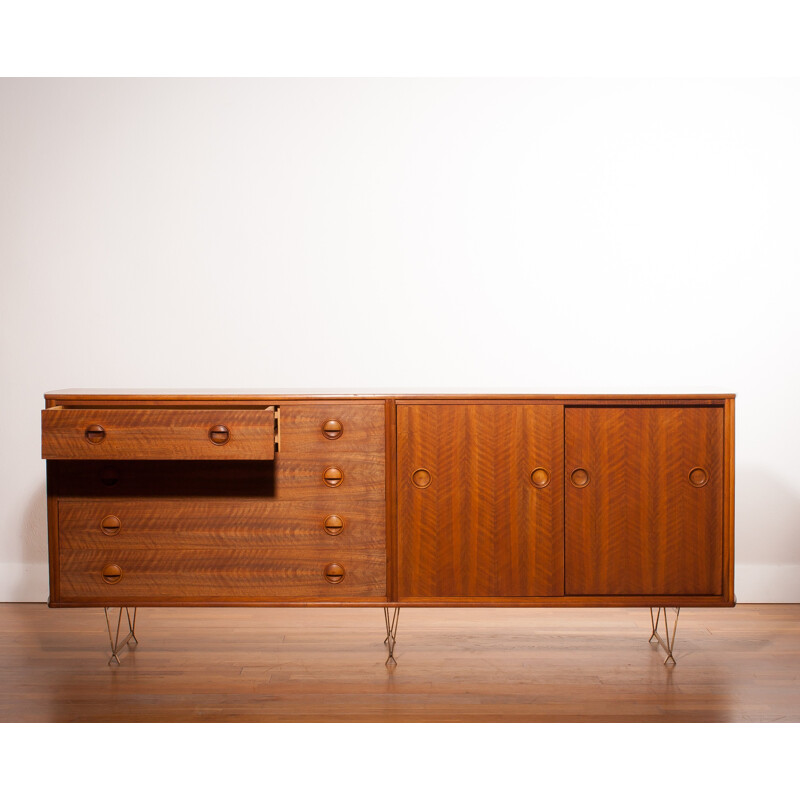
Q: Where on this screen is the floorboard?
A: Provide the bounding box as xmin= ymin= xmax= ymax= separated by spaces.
xmin=1 ymin=603 xmax=798 ymax=722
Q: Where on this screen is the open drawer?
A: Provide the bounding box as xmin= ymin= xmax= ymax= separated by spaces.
xmin=42 ymin=407 xmax=276 ymax=460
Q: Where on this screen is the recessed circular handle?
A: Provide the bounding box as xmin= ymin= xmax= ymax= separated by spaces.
xmin=100 ymin=515 xmax=121 ymax=536
xmin=323 ymin=466 xmax=344 ymax=487
xmin=411 ymin=468 xmax=432 ymax=489
xmin=322 ymin=420 xmax=343 ymax=440
xmin=99 ymin=467 xmax=119 ymax=487
xmin=101 ymin=564 xmax=123 ymax=584
xmin=570 ymin=468 xmax=590 ymax=488
xmin=688 ymin=467 xmax=709 ymax=487
xmin=85 ymin=424 xmax=105 ymax=444
xmin=323 ymin=563 xmax=345 ymax=584
xmin=323 ymin=514 xmax=344 ymax=535
xmin=208 ymin=425 xmax=230 ymax=445
xmin=530 ymin=468 xmax=551 ymax=488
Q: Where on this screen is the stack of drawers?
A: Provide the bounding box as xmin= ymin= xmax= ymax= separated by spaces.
xmin=45 ymin=402 xmax=388 ymax=604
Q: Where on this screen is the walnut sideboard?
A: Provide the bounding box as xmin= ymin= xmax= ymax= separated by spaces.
xmin=41 ymin=391 xmax=735 ymax=666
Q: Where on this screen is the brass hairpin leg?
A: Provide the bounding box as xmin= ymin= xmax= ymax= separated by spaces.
xmin=649 ymin=606 xmax=680 ymax=665
xmin=104 ymin=607 xmax=138 ymax=666
xmin=383 ymin=607 xmax=400 ymax=666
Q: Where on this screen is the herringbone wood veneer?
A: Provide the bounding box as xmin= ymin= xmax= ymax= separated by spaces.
xmin=398 ymin=404 xmax=564 ymax=598
xmin=565 ymin=407 xmax=724 ymax=596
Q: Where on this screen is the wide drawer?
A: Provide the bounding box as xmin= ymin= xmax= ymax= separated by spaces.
xmin=58 ymin=498 xmax=386 ymax=550
xmin=59 ymin=548 xmax=386 ymax=600
xmin=42 ymin=408 xmax=276 ymax=460
xmin=48 ymin=453 xmax=385 ymax=499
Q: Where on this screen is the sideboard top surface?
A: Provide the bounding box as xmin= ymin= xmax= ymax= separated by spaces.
xmin=45 ymin=390 xmax=736 ymax=402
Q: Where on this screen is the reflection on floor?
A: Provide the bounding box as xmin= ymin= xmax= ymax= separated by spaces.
xmin=1 ymin=603 xmax=798 ymax=722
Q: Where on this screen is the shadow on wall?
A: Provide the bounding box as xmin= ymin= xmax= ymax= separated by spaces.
xmin=16 ymin=478 xmax=48 ymax=601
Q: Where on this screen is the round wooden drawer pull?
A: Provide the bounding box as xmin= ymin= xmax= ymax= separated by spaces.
xmin=322 ymin=419 xmax=343 ymax=440
xmin=570 ymin=468 xmax=590 ymax=488
xmin=688 ymin=467 xmax=709 ymax=487
xmin=85 ymin=424 xmax=105 ymax=444
xmin=411 ymin=468 xmax=432 ymax=489
xmin=101 ymin=564 xmax=123 ymax=584
xmin=323 ymin=515 xmax=344 ymax=535
xmin=208 ymin=425 xmax=230 ymax=445
xmin=100 ymin=515 xmax=121 ymax=536
xmin=323 ymin=467 xmax=344 ymax=487
xmin=530 ymin=468 xmax=550 ymax=488
xmin=99 ymin=468 xmax=120 ymax=487
xmin=324 ymin=563 xmax=345 ymax=584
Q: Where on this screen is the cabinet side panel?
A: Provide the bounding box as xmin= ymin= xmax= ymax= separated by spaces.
xmin=386 ymin=399 xmax=398 ymax=602
xmin=723 ymin=398 xmax=735 ymax=602
xmin=46 ymin=462 xmax=60 ymax=605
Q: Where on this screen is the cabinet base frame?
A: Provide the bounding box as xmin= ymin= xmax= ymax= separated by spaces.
xmin=649 ymin=606 xmax=680 ymax=665
xmin=104 ymin=607 xmax=138 ymax=666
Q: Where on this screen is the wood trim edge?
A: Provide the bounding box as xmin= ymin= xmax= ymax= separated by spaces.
xmin=723 ymin=398 xmax=736 ymax=605
xmin=385 ymin=399 xmax=398 ymax=602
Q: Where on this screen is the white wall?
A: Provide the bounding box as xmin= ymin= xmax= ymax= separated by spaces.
xmin=1 ymin=78 xmax=798 ymax=602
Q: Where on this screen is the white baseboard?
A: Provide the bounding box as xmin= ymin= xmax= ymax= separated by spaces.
xmin=0 ymin=562 xmax=50 ymax=602
xmin=733 ymin=564 xmax=800 ymax=603
xmin=1 ymin=561 xmax=798 ymax=604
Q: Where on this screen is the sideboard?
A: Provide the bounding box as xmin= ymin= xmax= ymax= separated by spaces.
xmin=41 ymin=391 xmax=735 ymax=665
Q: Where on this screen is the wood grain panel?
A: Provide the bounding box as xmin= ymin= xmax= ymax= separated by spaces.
xmin=398 ymin=404 xmax=564 ymax=598
xmin=565 ymin=407 xmax=724 ymax=596
xmin=59 ymin=548 xmax=386 ymax=601
xmin=278 ymin=403 xmax=385 ymax=455
xmin=58 ymin=498 xmax=385 ymax=551
xmin=42 ymin=408 xmax=275 ymax=460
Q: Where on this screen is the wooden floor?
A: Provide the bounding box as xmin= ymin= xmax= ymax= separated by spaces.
xmin=1 ymin=603 xmax=798 ymax=722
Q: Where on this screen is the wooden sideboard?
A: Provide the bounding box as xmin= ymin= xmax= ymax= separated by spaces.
xmin=42 ymin=391 xmax=735 ymax=664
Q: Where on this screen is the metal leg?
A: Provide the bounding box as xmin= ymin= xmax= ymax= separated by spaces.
xmin=649 ymin=606 xmax=661 ymax=642
xmin=104 ymin=607 xmax=138 ymax=666
xmin=383 ymin=607 xmax=400 ymax=666
xmin=648 ymin=606 xmax=680 ymax=665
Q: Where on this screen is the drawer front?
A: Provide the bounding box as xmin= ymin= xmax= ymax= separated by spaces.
xmin=42 ymin=408 xmax=276 ymax=460
xmin=58 ymin=498 xmax=386 ymax=551
xmin=59 ymin=548 xmax=386 ymax=600
xmin=278 ymin=403 xmax=385 ymax=455
xmin=49 ymin=453 xmax=385 ymax=500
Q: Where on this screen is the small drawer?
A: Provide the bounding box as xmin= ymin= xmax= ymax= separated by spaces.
xmin=59 ymin=548 xmax=387 ymax=600
xmin=278 ymin=403 xmax=385 ymax=455
xmin=42 ymin=408 xmax=275 ymax=460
